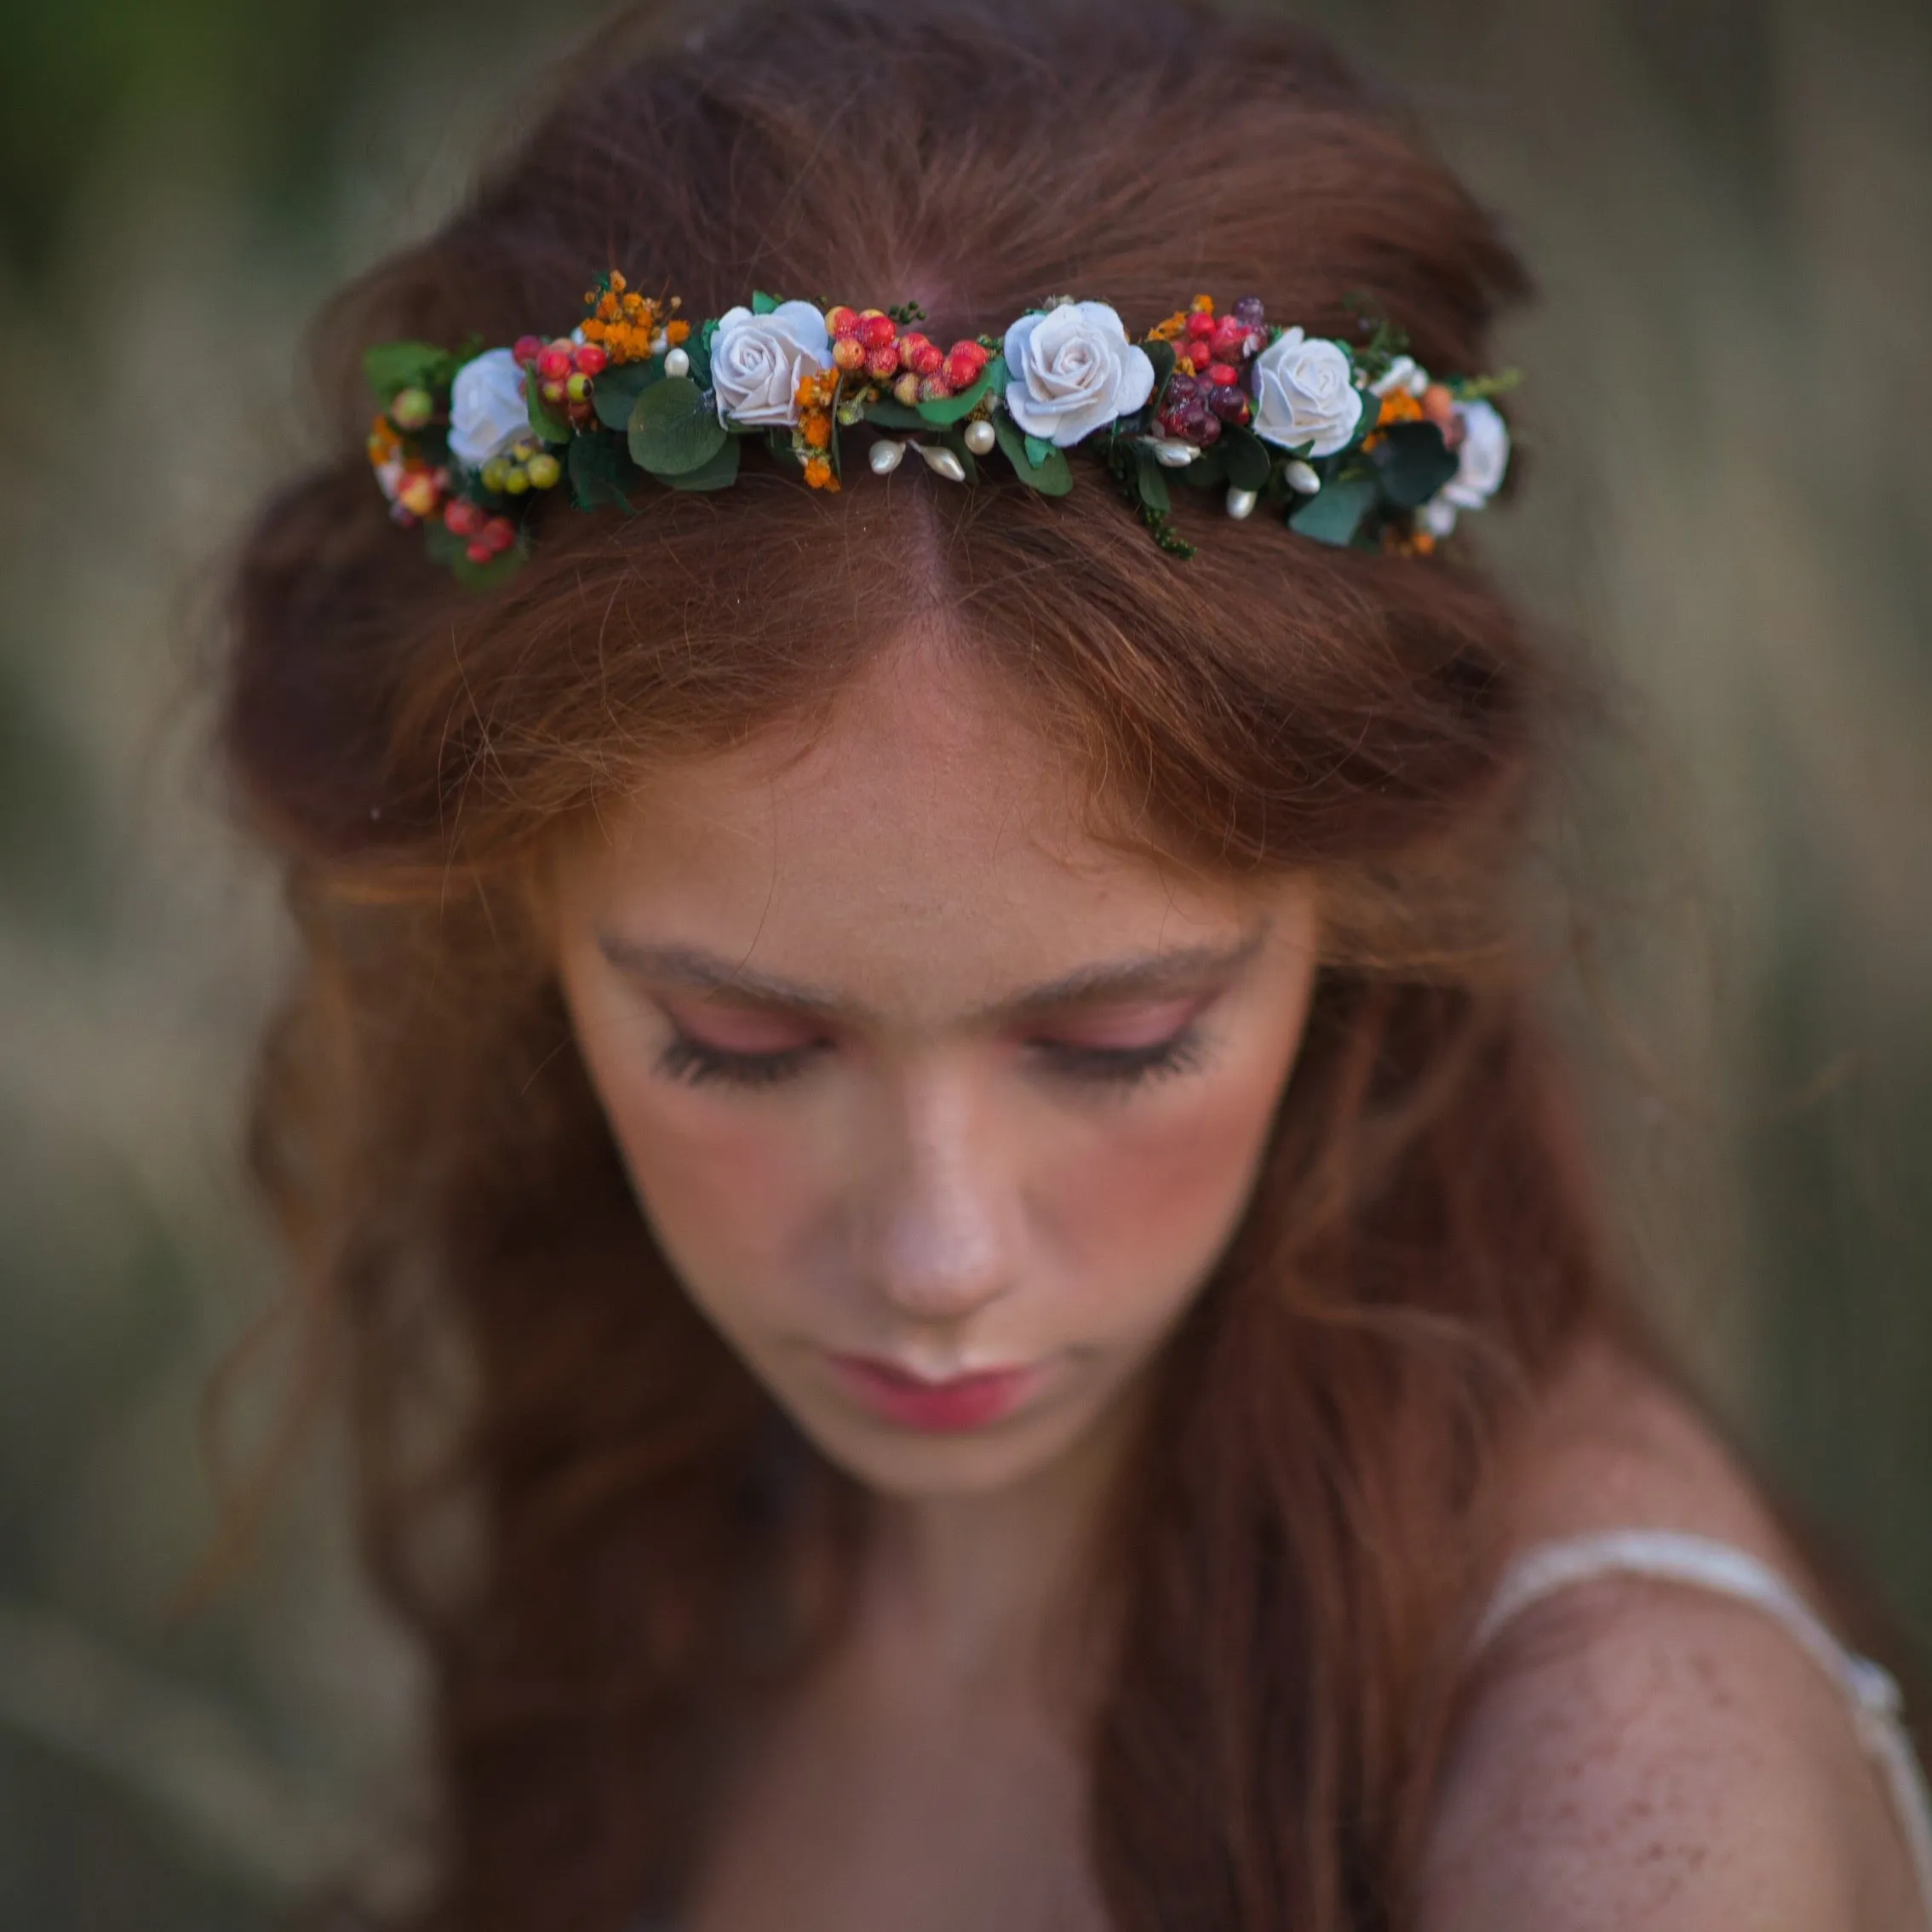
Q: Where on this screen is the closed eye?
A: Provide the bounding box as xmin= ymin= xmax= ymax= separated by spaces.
xmin=654 ymin=1027 xmax=828 ymax=1089
xmin=1027 ymin=1023 xmax=1207 ymax=1087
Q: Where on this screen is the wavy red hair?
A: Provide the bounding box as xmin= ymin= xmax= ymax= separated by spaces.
xmin=221 ymin=3 xmax=1623 ymax=1926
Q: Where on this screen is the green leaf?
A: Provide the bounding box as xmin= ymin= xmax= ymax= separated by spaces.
xmin=916 ymin=356 xmax=1006 ymax=426
xmin=592 ymin=360 xmax=662 ymax=431
xmin=1144 ymin=339 xmax=1176 ymax=394
xmin=425 ymin=518 xmax=526 ymax=589
xmin=628 ymin=376 xmax=729 ymax=476
xmin=1448 ymin=369 xmax=1524 ymax=403
xmin=686 ymin=324 xmax=714 ymax=389
xmin=766 ymin=428 xmax=803 ymax=474
xmin=1023 ymin=433 xmax=1053 ymax=471
xmin=1371 ymin=421 xmax=1459 ymax=508
xmin=1288 ymin=476 xmax=1379 ymax=547
xmin=364 ymin=341 xmax=452 ymax=405
xmin=525 ymin=369 xmax=571 ymax=445
xmin=567 ymin=432 xmax=635 ymax=512
xmin=660 ymin=436 xmax=742 ymax=491
xmin=1132 ymin=444 xmax=1172 ymax=517
xmin=1179 ymin=447 xmax=1228 ymax=489
xmin=863 ymin=399 xmax=927 ymax=431
xmin=992 ymin=416 xmax=1073 ymax=495
xmin=1219 ymin=425 xmax=1272 ymax=492
xmin=751 ymin=290 xmax=781 ymax=315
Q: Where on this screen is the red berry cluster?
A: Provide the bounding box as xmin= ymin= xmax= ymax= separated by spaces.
xmin=1156 ymin=295 xmax=1269 ymax=446
xmin=440 ymin=497 xmax=520 ymax=567
xmin=825 ymin=307 xmax=991 ymax=405
xmin=513 ymin=333 xmax=611 ymax=430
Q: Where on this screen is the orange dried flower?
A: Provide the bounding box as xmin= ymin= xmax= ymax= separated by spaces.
xmin=803 ymin=457 xmax=836 ymax=490
xmin=1147 ymin=309 xmax=1191 ymax=343
xmin=1189 ymin=294 xmax=1215 ymax=314
xmin=665 ymin=318 xmax=691 ymax=347
xmin=1377 ymin=390 xmax=1425 ymax=427
xmin=801 ymin=411 xmax=832 ymax=450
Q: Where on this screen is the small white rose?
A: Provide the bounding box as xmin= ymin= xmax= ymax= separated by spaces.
xmin=1252 ymin=327 xmax=1364 ymax=458
xmin=1369 ymin=354 xmax=1430 ymax=398
xmin=711 ymin=301 xmax=834 ymax=427
xmin=448 ymin=348 xmax=533 ymax=468
xmin=1438 ymin=398 xmax=1511 ymax=510
xmin=1002 ymin=301 xmax=1155 ymax=448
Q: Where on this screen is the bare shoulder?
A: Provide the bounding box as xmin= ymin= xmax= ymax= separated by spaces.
xmin=1417 ymin=1340 xmax=1923 ymax=1932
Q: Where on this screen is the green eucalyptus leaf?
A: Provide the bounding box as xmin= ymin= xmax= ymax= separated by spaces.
xmin=1132 ymin=444 xmax=1172 ymax=517
xmin=1371 ymin=421 xmax=1459 ymax=508
xmin=628 ymin=376 xmax=728 ymax=476
xmin=750 ymin=290 xmax=780 ymax=315
xmin=525 ymin=370 xmax=571 ymax=445
xmin=1288 ymin=475 xmax=1379 ymax=546
xmin=567 ymin=433 xmax=635 ymax=512
xmin=686 ymin=323 xmax=714 ymax=388
xmin=1023 ymin=432 xmax=1054 ymax=470
xmin=592 ymin=360 xmax=662 ymax=431
xmin=863 ymin=399 xmax=927 ymax=431
xmin=660 ymin=436 xmax=742 ymax=491
xmin=1219 ymin=425 xmax=1273 ymax=492
xmin=992 ymin=416 xmax=1073 ymax=496
xmin=364 ymin=341 xmax=453 ymax=406
xmin=916 ymin=356 xmax=1005 ymax=425
xmin=766 ymin=428 xmax=803 ymax=474
xmin=425 ymin=518 xmax=526 ymax=589
xmin=1144 ymin=339 xmax=1176 ymax=394
xmin=1180 ymin=446 xmax=1229 ymax=489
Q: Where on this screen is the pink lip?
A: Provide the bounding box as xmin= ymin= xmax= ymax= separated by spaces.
xmin=829 ymin=1355 xmax=1036 ymax=1433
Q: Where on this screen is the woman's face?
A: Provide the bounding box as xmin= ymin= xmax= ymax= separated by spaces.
xmin=554 ymin=639 xmax=1321 ymax=1499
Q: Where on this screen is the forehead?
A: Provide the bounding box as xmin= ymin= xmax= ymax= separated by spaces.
xmin=559 ymin=633 xmax=1270 ymax=1020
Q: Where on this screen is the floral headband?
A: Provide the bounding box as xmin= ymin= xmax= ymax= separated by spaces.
xmin=364 ymin=273 xmax=1518 ymax=584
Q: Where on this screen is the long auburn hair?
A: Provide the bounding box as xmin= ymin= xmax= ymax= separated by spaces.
xmin=221 ymin=3 xmax=1627 ymax=1926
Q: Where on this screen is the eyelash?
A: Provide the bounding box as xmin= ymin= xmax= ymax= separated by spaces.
xmin=651 ymin=1023 xmax=1208 ymax=1092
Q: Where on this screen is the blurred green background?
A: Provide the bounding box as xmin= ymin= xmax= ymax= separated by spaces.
xmin=1 ymin=0 xmax=1928 ymax=1920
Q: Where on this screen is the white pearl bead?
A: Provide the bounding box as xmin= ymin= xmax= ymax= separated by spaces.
xmin=1285 ymin=461 xmax=1321 ymax=495
xmin=917 ymin=444 xmax=967 ymax=483
xmin=869 ymin=438 xmax=907 ymax=474
xmin=1225 ymin=486 xmax=1258 ymax=520
xmin=963 ymin=419 xmax=996 ymax=455
xmin=664 ymin=347 xmax=691 ymax=378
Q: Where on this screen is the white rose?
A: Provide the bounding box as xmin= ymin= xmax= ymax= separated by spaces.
xmin=1244 ymin=330 xmax=1367 ymax=457
xmin=1252 ymin=327 xmax=1364 ymax=457
xmin=1439 ymin=398 xmax=1511 ymax=510
xmin=711 ymin=301 xmax=834 ymax=427
xmin=1001 ymin=301 xmax=1155 ymax=448
xmin=448 ymin=348 xmax=533 ymax=468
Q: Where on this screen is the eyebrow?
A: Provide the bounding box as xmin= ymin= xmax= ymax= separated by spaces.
xmin=593 ymin=923 xmax=1272 ymax=1027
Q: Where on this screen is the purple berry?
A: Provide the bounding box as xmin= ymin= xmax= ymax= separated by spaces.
xmin=1231 ymin=295 xmax=1266 ymax=329
xmin=1210 ymin=384 xmax=1252 ymax=425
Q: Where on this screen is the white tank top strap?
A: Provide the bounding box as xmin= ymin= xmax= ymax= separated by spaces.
xmin=1473 ymin=1529 xmax=1932 ymax=1924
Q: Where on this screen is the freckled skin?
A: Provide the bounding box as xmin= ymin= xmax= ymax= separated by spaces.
xmin=553 ymin=636 xmax=1320 ymax=1502
xmin=549 ymin=642 xmax=1914 ymax=1931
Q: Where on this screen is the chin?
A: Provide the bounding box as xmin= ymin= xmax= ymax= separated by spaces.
xmin=783 ymin=1396 xmax=1105 ymax=1500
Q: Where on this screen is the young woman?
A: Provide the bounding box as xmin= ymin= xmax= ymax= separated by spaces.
xmin=221 ymin=2 xmax=1932 ymax=1926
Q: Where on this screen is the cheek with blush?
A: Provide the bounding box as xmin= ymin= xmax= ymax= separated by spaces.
xmin=1025 ymin=1050 xmax=1291 ymax=1343
xmin=576 ymin=1029 xmax=830 ymax=1334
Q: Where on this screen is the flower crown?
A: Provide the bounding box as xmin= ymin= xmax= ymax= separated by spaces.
xmin=364 ymin=274 xmax=1518 ymax=585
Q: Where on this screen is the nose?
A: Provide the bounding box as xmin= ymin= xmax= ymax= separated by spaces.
xmin=859 ymin=1064 xmax=1016 ymax=1327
